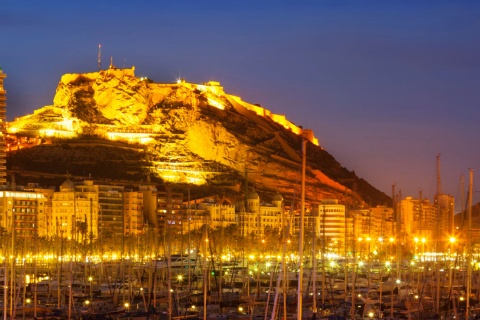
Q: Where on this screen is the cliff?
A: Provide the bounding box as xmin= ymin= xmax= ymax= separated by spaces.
xmin=7 ymin=67 xmax=390 ymax=207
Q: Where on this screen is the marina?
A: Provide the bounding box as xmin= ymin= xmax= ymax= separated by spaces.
xmin=1 ymin=247 xmax=480 ymax=320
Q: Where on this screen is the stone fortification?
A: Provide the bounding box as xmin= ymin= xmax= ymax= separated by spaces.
xmin=49 ymin=67 xmax=319 ymax=146
xmin=7 ymin=66 xmax=390 ymax=206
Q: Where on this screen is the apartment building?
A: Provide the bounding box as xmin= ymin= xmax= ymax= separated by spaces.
xmin=0 ymin=190 xmax=46 ymax=238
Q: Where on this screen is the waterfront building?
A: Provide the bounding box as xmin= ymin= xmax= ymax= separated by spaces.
xmin=317 ymin=199 xmax=346 ymax=250
xmin=369 ymin=205 xmax=394 ymax=239
xmin=157 ymin=187 xmax=184 ymax=231
xmin=124 ymin=189 xmax=145 ymax=235
xmin=350 ymin=209 xmax=370 ymax=240
xmin=436 ymin=193 xmax=455 ymax=236
xmin=238 ymin=190 xmax=284 ymax=238
xmin=24 ymin=183 xmax=55 ymax=238
xmin=52 ymin=179 xmax=99 ymax=241
xmin=0 ymin=68 xmax=6 ymax=185
xmin=400 ymin=196 xmax=436 ymax=242
xmin=0 ymin=190 xmax=46 ymax=238
xmin=139 ymin=184 xmax=157 ymax=228
xmin=196 ymin=198 xmax=236 ymax=229
xmin=76 ymin=180 xmax=123 ymax=238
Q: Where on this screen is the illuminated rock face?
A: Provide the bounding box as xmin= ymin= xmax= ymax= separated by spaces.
xmin=8 ymin=68 xmax=390 ymax=206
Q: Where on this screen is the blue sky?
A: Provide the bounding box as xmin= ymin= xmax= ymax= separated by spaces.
xmin=1 ymin=1 xmax=479 ymax=210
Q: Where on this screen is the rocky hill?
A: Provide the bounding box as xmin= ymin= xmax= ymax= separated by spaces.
xmin=7 ymin=66 xmax=390 ymax=208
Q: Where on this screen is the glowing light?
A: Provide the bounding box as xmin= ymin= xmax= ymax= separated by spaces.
xmin=139 ymin=137 xmax=153 ymax=144
xmin=43 ymin=129 xmax=55 ymax=137
xmin=207 ymin=98 xmax=225 ymax=110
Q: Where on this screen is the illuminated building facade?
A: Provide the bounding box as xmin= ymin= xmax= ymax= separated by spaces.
xmin=436 ymin=193 xmax=454 ymax=235
xmin=0 ymin=68 xmax=6 ymax=185
xmin=124 ymin=190 xmax=144 ymax=235
xmin=317 ymin=199 xmax=346 ymax=248
xmin=239 ymin=191 xmax=284 ymax=238
xmin=76 ymin=180 xmax=123 ymax=238
xmin=0 ymin=190 xmax=46 ymax=238
xmin=156 ymin=187 xmax=184 ymax=232
xmin=195 ymin=200 xmax=236 ymax=229
xmin=139 ymin=184 xmax=158 ymax=228
xmin=369 ymin=205 xmax=394 ymax=239
xmin=348 ymin=206 xmax=394 ymax=256
xmin=400 ymin=196 xmax=436 ymax=240
xmin=52 ymin=179 xmax=99 ymax=241
xmin=24 ymin=183 xmax=55 ymax=238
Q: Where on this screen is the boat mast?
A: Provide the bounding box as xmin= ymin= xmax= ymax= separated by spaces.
xmin=435 ymin=154 xmax=442 ymax=315
xmin=390 ymin=183 xmax=395 ymax=319
xmin=297 ymin=131 xmax=307 ymax=320
xmin=466 ymin=169 xmax=473 ymax=318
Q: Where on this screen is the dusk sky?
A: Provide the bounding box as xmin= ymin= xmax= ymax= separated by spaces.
xmin=1 ymin=1 xmax=479 ymax=211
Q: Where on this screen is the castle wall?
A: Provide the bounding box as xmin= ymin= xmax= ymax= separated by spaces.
xmin=229 ymin=95 xmax=320 ymax=146
xmin=57 ymin=69 xmax=320 ymax=146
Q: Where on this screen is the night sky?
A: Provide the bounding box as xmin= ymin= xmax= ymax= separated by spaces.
xmin=1 ymin=1 xmax=479 ymax=211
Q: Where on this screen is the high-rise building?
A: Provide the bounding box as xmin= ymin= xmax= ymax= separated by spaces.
xmin=24 ymin=183 xmax=55 ymax=238
xmin=0 ymin=190 xmax=47 ymax=238
xmin=436 ymin=193 xmax=455 ymax=236
xmin=76 ymin=180 xmax=123 ymax=238
xmin=124 ymin=189 xmax=144 ymax=235
xmin=400 ymin=196 xmax=436 ymax=240
xmin=318 ymin=199 xmax=346 ymax=247
xmin=156 ymin=186 xmax=184 ymax=232
xmin=0 ymin=68 xmax=7 ymax=185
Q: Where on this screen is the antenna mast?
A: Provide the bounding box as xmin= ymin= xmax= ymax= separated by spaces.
xmin=98 ymin=44 xmax=102 ymax=70
xmin=436 ymin=153 xmax=442 ymax=195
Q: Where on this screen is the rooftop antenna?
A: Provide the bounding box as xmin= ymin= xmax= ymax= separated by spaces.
xmin=98 ymin=44 xmax=102 ymax=70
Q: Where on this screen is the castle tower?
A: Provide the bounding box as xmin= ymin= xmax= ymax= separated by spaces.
xmin=0 ymin=68 xmax=7 ymax=186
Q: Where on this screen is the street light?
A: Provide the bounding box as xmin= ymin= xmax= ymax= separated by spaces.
xmin=88 ymin=276 xmax=93 ymax=302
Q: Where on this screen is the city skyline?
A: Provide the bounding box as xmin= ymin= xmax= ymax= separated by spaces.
xmin=1 ymin=1 xmax=479 ymax=211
